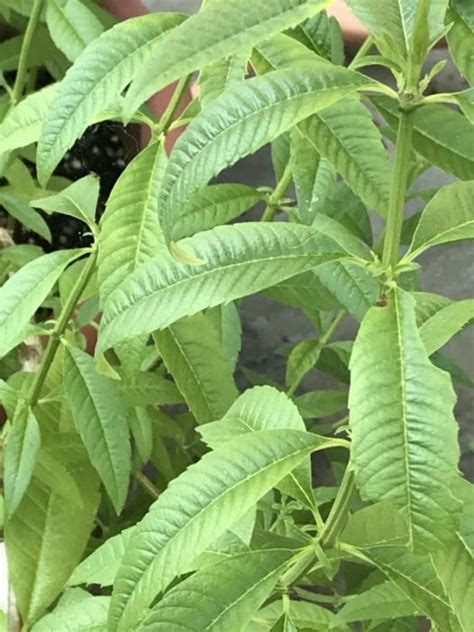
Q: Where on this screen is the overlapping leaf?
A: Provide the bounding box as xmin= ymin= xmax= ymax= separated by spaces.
xmin=46 ymin=0 xmax=104 ymax=62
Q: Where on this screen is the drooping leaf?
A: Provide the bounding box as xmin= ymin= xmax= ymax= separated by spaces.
xmin=31 ymin=595 xmax=109 ymax=632
xmin=37 ymin=13 xmax=186 ymax=185
xmin=33 ymin=175 xmax=100 ymax=229
xmin=98 ymin=220 xmax=368 ymax=352
xmin=63 ymin=346 xmax=131 ymax=513
xmin=154 ymin=313 xmax=238 ymax=424
xmin=140 ymin=549 xmax=296 ymax=631
xmin=0 ymin=248 xmax=84 ymax=358
xmin=418 ymin=299 xmax=474 ymax=355
xmin=299 ymin=95 xmax=392 ymax=216
xmin=4 ymin=406 xmax=40 ymax=518
xmin=68 ymin=527 xmax=135 ymax=588
xmin=349 ymin=288 xmax=461 ymax=551
xmin=109 ymin=429 xmax=341 ymax=631
xmin=0 ymin=191 xmax=52 ymax=242
xmin=124 ymin=0 xmax=334 ymax=117
xmin=46 ymin=0 xmax=104 ymax=62
xmin=407 ymin=181 xmax=474 ymax=258
xmin=98 ymin=141 xmax=167 ymax=304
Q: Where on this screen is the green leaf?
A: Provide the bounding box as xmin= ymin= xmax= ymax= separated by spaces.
xmin=32 ymin=595 xmax=109 ymax=632
xmin=0 ymin=248 xmax=84 ymax=358
xmin=98 ymin=141 xmax=167 ymax=304
xmin=255 ymin=600 xmax=341 ymax=630
xmin=68 ymin=527 xmax=135 ymax=588
xmin=294 ymin=389 xmax=348 ymax=419
xmin=0 ymin=84 xmax=57 ymax=154
xmin=99 ymin=220 xmax=367 ymax=352
xmin=206 ymin=302 xmax=242 ymax=371
xmin=197 ymin=386 xmax=315 ymax=508
xmin=447 ymin=3 xmax=474 ymax=84
xmin=124 ymin=0 xmax=334 ymax=117
xmin=288 ymin=11 xmax=344 ymax=63
xmin=172 ymin=183 xmax=264 ymax=242
xmin=432 ymin=535 xmax=474 ymax=632
xmin=5 ymin=433 xmax=100 ymax=624
xmin=63 ymin=346 xmax=131 ymax=513
xmin=341 ymin=501 xmax=410 ymax=549
xmin=4 ymin=406 xmax=40 ymax=517
xmin=407 ymin=181 xmax=474 ymax=258
xmin=418 ymin=299 xmax=474 ymax=355
xmin=46 ymin=0 xmax=104 ymax=63
xmin=154 ymin=313 xmax=238 ymax=424
xmin=37 ymin=13 xmax=186 ymax=185
xmin=121 ymin=373 xmax=183 ymax=407
xmin=32 ymin=175 xmax=100 ymax=229
xmin=334 ymin=581 xmax=419 ymax=625
xmin=300 ymin=95 xmax=391 ymax=216
xmin=0 ymin=191 xmax=52 ymax=242
xmin=286 ymin=338 xmax=321 ymax=392
xmin=200 ymin=52 xmax=248 ymax=106
xmin=140 ymin=549 xmax=296 ymax=631
xmin=159 ymin=63 xmax=371 ymax=241
xmin=349 ymin=288 xmax=461 ymax=551
xmin=375 ymin=98 xmax=474 ymax=180
xmin=109 ymin=429 xmax=340 ymax=631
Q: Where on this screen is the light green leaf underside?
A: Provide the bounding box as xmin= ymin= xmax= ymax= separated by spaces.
xmin=124 ymin=0 xmax=334 ymax=116
xmin=0 ymin=248 xmax=84 ymax=358
xmin=109 ymin=429 xmax=336 ymax=631
xmin=31 ymin=595 xmax=109 ymax=632
xmin=299 ymin=94 xmax=391 ymax=216
xmin=408 ymin=180 xmax=474 ymax=257
xmin=334 ymin=581 xmax=419 ymax=624
xmin=37 ymin=13 xmax=187 ymax=185
xmin=141 ymin=549 xmax=295 ymax=631
xmin=349 ymin=288 xmax=461 ymax=551
xmin=153 ymin=313 xmax=238 ymax=425
xmin=98 ymin=220 xmax=367 ymax=352
xmin=33 ymin=175 xmax=100 ymax=229
xmin=4 ymin=407 xmax=40 ymax=517
xmin=63 ymin=346 xmax=131 ymax=513
xmin=98 ymin=141 xmax=167 ymax=304
xmin=68 ymin=528 xmax=135 ymax=588
xmin=159 ymin=62 xmax=370 ymax=241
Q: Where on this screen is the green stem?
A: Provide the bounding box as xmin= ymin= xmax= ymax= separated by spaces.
xmin=348 ymin=35 xmax=374 ymax=69
xmin=156 ymin=74 xmax=192 ymax=136
xmin=12 ymin=0 xmax=45 ymax=104
xmin=319 ymin=464 xmax=355 ymax=548
xmin=136 ymin=471 xmax=160 ymax=499
xmin=262 ymin=162 xmax=292 ymax=221
xmin=382 ymin=108 xmax=414 ymax=268
xmin=27 ymin=250 xmax=97 ymax=407
xmin=320 ymin=310 xmax=346 ymax=346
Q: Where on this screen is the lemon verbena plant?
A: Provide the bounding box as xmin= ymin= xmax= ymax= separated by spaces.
xmin=0 ymin=0 xmax=473 ymax=630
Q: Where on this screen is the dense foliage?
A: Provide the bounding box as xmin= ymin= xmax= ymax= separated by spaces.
xmin=0 ymin=0 xmax=473 ymax=630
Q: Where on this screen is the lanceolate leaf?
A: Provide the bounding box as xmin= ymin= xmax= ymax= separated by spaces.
xmin=31 ymin=595 xmax=110 ymax=632
xmin=418 ymin=299 xmax=474 ymax=355
xmin=33 ymin=175 xmax=100 ymax=229
xmin=99 ymin=221 xmax=368 ymax=352
xmin=374 ymin=97 xmax=474 ymax=180
xmin=4 ymin=406 xmax=40 ymax=517
xmin=0 ymin=248 xmax=84 ymax=358
xmin=154 ymin=313 xmax=238 ymax=424
xmin=0 ymin=192 xmax=52 ymax=243
xmin=98 ymin=141 xmax=167 ymax=304
xmin=407 ymin=181 xmax=474 ymax=258
xmin=46 ymin=0 xmax=104 ymax=63
xmin=109 ymin=429 xmax=339 ymax=631
xmin=124 ymin=0 xmax=334 ymax=117
xmin=447 ymin=3 xmax=474 ymax=85
xmin=349 ymin=288 xmax=461 ymax=551
xmin=159 ymin=63 xmax=371 ymax=241
xmin=140 ymin=549 xmax=296 ymax=631
xmin=37 ymin=13 xmax=187 ymax=185
xmin=63 ymin=346 xmax=131 ymax=513
xmin=300 ymin=95 xmax=392 ymax=216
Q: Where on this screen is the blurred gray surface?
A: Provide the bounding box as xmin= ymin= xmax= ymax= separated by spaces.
xmin=144 ymin=0 xmax=473 ymax=476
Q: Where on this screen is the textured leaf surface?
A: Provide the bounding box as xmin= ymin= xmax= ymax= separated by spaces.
xmin=141 ymin=549 xmax=295 ymax=631
xmin=63 ymin=346 xmax=131 ymax=513
xmin=37 ymin=13 xmax=186 ymax=185
xmin=349 ymin=288 xmax=461 ymax=551
xmin=33 ymin=175 xmax=100 ymax=228
xmin=0 ymin=248 xmax=83 ymax=358
xmin=99 ymin=221 xmax=367 ymax=352
xmin=159 ymin=63 xmax=370 ymax=241
xmin=32 ymin=595 xmax=109 ymax=632
xmin=98 ymin=141 xmax=167 ymax=304
xmin=68 ymin=528 xmax=135 ymax=588
xmin=408 ymin=181 xmax=474 ymax=257
xmin=300 ymin=95 xmax=391 ymax=215
xmin=124 ymin=0 xmax=333 ymax=116
xmin=154 ymin=313 xmax=238 ymax=424
xmin=418 ymin=299 xmax=474 ymax=355
xmin=334 ymin=581 xmax=419 ymax=624
xmin=109 ymin=429 xmax=335 ymax=631
xmin=46 ymin=0 xmax=103 ymax=62
xmin=4 ymin=406 xmax=40 ymax=517
xmin=447 ymin=4 xmax=474 ymax=84
xmin=255 ymin=600 xmax=340 ymax=630
xmin=341 ymin=502 xmax=410 ymax=549
xmin=200 ymin=52 xmax=248 ymax=106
